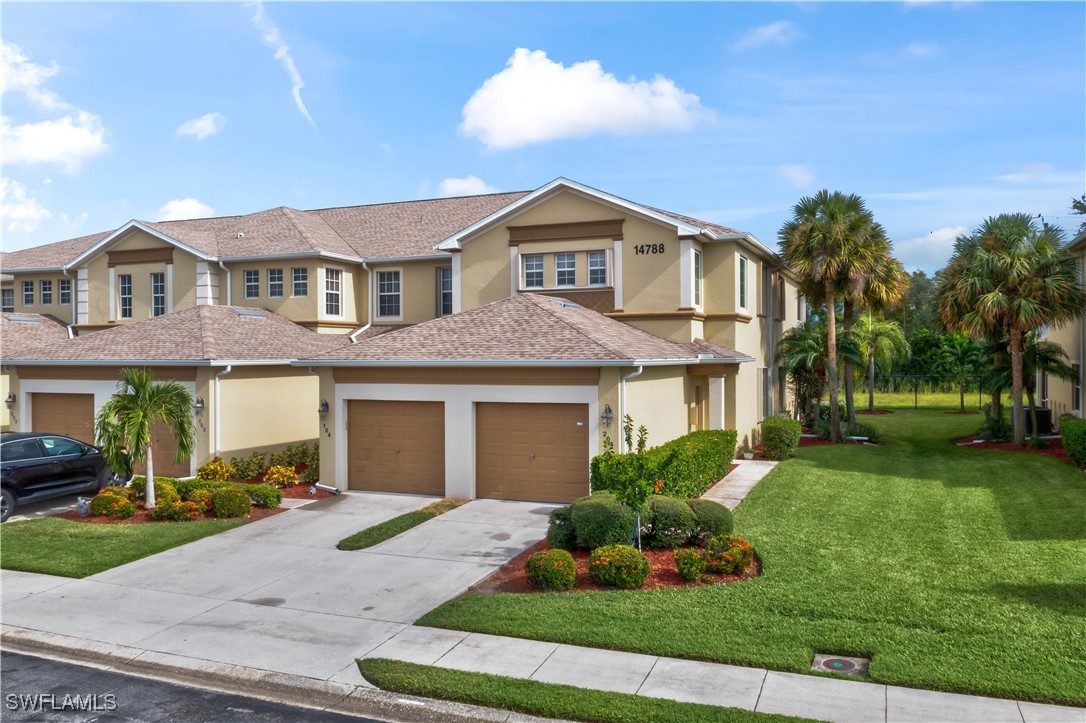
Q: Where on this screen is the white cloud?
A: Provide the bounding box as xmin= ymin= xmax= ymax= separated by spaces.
xmin=178 ymin=112 xmax=227 ymax=140
xmin=0 ymin=41 xmax=67 ymax=111
xmin=460 ymin=48 xmax=707 ymax=150
xmin=439 ymin=176 xmax=499 ymax=197
xmin=248 ymin=1 xmax=316 ymax=127
xmin=730 ymin=21 xmax=803 ymax=53
xmin=896 ymin=225 xmax=968 ymax=270
xmin=0 ymin=178 xmax=52 ymax=233
xmin=1 ymin=112 xmax=108 ymax=172
xmin=902 ymin=42 xmax=939 ymax=59
xmin=995 ymin=162 xmax=1079 ymax=185
xmin=157 ymin=198 xmax=214 ymax=221
xmin=778 ymin=163 xmax=814 ymax=188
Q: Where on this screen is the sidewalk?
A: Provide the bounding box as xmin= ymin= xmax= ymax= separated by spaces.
xmin=702 ymin=458 xmax=778 ymax=509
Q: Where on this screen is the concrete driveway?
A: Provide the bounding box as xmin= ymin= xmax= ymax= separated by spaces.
xmin=1 ymin=493 xmax=555 ymax=683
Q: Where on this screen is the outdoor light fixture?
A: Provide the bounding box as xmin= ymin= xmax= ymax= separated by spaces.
xmin=601 ymin=403 xmax=614 ymax=428
xmin=192 ymin=397 xmax=205 ymax=417
xmin=4 ymin=393 xmax=15 ymax=410
xmin=318 ymin=399 xmax=329 ymax=421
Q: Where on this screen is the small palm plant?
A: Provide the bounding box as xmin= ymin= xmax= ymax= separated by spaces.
xmin=936 ymin=333 xmax=983 ymax=413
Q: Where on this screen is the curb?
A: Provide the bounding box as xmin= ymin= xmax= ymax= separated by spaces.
xmin=0 ymin=625 xmax=550 ymax=723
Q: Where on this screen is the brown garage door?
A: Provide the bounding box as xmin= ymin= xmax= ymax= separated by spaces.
xmin=133 ymin=419 xmax=190 ymax=479
xmin=31 ymin=393 xmax=95 ymax=444
xmin=348 ymin=400 xmax=445 ymax=494
xmin=476 ymin=403 xmax=589 ymax=503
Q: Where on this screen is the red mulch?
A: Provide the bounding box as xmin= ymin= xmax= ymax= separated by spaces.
xmin=945 ymin=410 xmax=980 ymax=415
xmin=280 ymin=484 xmax=333 ymax=500
xmin=727 ymin=463 xmax=739 ymax=474
xmin=951 ymin=435 xmax=1075 ymax=466
xmin=474 ymin=539 xmax=760 ymax=594
xmin=798 ymin=437 xmax=836 ymax=447
xmin=56 ymin=503 xmax=286 ymax=525
xmin=856 ymin=409 xmax=894 ymax=415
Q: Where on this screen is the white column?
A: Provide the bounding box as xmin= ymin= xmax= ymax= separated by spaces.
xmin=76 ymin=268 xmax=89 ymax=324
xmin=679 ymin=237 xmax=693 ymax=308
xmin=166 ymin=263 xmax=174 ymax=313
xmin=509 ymin=246 xmax=519 ymax=297
xmin=107 ymin=267 xmax=116 ymax=322
xmin=452 ymin=252 xmax=463 ymax=313
xmin=613 ymin=239 xmax=623 ymax=310
xmin=709 ymin=376 xmax=726 ymax=430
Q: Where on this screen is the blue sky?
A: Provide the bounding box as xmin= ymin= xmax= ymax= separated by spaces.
xmin=2 ymin=1 xmax=1083 ymax=273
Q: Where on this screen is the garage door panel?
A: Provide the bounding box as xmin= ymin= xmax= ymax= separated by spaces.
xmin=348 ymin=400 xmax=444 ymax=495
xmin=31 ymin=393 xmax=95 ymax=444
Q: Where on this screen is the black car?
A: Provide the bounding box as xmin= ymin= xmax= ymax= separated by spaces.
xmin=0 ymin=432 xmax=130 ymax=522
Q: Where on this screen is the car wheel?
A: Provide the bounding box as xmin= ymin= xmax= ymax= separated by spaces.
xmin=1 ymin=488 xmax=14 ymax=523
xmin=100 ymin=468 xmax=130 ymax=489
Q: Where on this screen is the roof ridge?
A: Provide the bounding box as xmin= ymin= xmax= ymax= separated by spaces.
xmin=278 ymin=207 xmax=322 ymax=253
xmin=521 ymin=294 xmax=625 ymax=360
xmin=197 ymin=305 xmax=218 ymax=359
xmin=304 ymin=190 xmax=530 ymax=214
xmin=290 ymin=207 xmax=358 ymax=256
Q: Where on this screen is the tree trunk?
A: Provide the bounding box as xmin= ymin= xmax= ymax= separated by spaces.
xmin=867 ymin=353 xmax=876 ymax=411
xmin=1010 ymin=327 xmax=1026 ymax=446
xmin=145 ymin=445 xmax=156 ymax=509
xmin=959 ymin=379 xmax=966 ymax=413
xmin=825 ymin=287 xmax=841 ymax=442
xmin=1026 ymin=387 xmax=1038 ymax=446
xmin=843 ymin=300 xmax=856 ymax=427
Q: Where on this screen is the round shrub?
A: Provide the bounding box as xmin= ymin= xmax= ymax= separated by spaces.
xmin=149 ymin=500 xmax=202 ymax=522
xmin=154 ymin=481 xmax=180 ymax=506
xmin=687 ymin=499 xmax=734 ymax=543
xmin=588 ymin=544 xmax=651 ymax=589
xmin=703 ymin=534 xmax=755 ymax=574
xmin=196 ymin=456 xmax=236 ymax=481
xmin=546 ymin=505 xmax=576 ymax=550
xmin=241 ymin=484 xmax=283 ymax=509
xmin=647 ymin=495 xmax=696 ymax=549
xmin=97 ymin=484 xmax=135 ymax=501
xmin=210 ymin=487 xmax=252 ymax=518
xmin=761 ymin=416 xmax=802 ymax=461
xmin=525 ymin=548 xmax=577 ymax=591
xmin=673 ymin=548 xmax=706 ymax=582
xmin=571 ymin=492 xmax=635 ymax=550
xmin=263 ymin=465 xmax=298 ymax=488
xmin=189 ymin=487 xmax=215 ymax=512
xmin=90 ymin=490 xmax=136 ymax=518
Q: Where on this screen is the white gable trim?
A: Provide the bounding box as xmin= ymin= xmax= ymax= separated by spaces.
xmin=65 ymin=220 xmax=214 ymax=270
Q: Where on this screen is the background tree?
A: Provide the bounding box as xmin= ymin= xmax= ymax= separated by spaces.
xmin=986 ymin=333 xmax=1076 ymax=444
xmin=777 ymin=318 xmax=864 ymax=426
xmin=1071 ymin=194 xmax=1086 ymax=235
xmin=935 ymin=332 xmax=984 ymax=413
xmin=936 ymin=213 xmax=1086 ymax=445
xmin=853 ymin=315 xmax=910 ymax=411
xmin=887 ymin=269 xmax=943 ymax=337
xmin=95 ymin=368 xmax=196 ymax=509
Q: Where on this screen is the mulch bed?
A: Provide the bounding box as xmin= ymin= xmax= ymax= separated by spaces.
xmin=474 ymin=539 xmax=760 ymax=594
xmin=856 ymin=409 xmax=894 ymax=415
xmin=56 ymin=504 xmax=286 ymax=525
xmin=280 ymin=484 xmax=333 ymax=500
xmin=951 ymin=435 xmax=1075 ymax=466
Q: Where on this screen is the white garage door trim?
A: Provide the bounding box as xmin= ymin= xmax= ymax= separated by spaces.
xmin=334 ymin=383 xmax=598 ymax=499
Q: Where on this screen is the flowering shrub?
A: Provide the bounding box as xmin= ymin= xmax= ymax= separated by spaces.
xmin=210 ymin=487 xmax=251 ymax=518
xmin=263 ymin=465 xmax=297 ymax=488
xmin=98 ymin=484 xmax=135 ymax=501
xmin=240 ymin=484 xmax=283 ymax=508
xmin=687 ymin=499 xmax=733 ymax=544
xmin=155 ymin=482 xmax=180 ymax=506
xmin=703 ymin=534 xmax=754 ymax=574
xmin=588 ymin=544 xmax=651 ymax=589
xmin=230 ymin=451 xmax=267 ymax=481
xmin=149 ymin=500 xmax=202 ymax=521
xmin=525 ymin=548 xmax=577 ymax=591
xmin=188 ymin=487 xmax=215 ymax=512
xmin=196 ymin=457 xmax=236 ymax=481
xmin=90 ymin=489 xmax=136 ymax=518
xmin=128 ymin=476 xmax=178 ymax=498
xmin=673 ymin=548 xmax=706 ymax=582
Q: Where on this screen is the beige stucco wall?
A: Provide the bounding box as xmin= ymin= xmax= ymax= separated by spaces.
xmin=624 ymin=365 xmax=692 ymax=447
xmin=214 ymin=365 xmax=320 ymax=461
xmin=1 ymin=371 xmax=10 ymax=431
xmin=8 ymin=273 xmax=76 ymax=323
xmin=225 ymin=259 xmax=318 ymax=321
xmin=1043 ymin=315 xmax=1084 ymax=423
xmin=368 ymin=259 xmax=452 ymax=325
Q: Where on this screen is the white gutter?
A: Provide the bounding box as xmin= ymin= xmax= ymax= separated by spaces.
xmin=219 ymin=251 xmax=362 ymax=264
xmin=291 ymin=357 xmax=753 ymax=369
xmin=214 ymin=365 xmax=233 ymax=458
xmin=618 ymin=365 xmax=644 ymax=453
xmin=4 ymin=359 xmax=297 ymax=367
xmin=348 ymin=261 xmax=373 ymax=344
xmin=217 ymin=260 xmax=231 ymax=305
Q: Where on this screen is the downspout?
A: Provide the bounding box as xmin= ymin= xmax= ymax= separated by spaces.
xmin=217 ymin=260 xmax=231 ymax=306
xmin=61 ymin=268 xmax=75 ymax=338
xmin=214 ymin=365 xmax=233 ymax=458
xmin=348 ymin=261 xmax=373 ymax=344
xmin=618 ymin=365 xmax=644 ymax=452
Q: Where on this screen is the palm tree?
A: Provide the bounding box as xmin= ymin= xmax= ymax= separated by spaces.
xmin=936 ymin=333 xmax=984 ymax=413
xmin=854 ymin=315 xmax=910 ymax=411
xmin=936 ymin=213 xmax=1086 ymax=445
xmin=777 ymin=318 xmax=864 ymax=426
xmin=94 ymin=368 xmax=196 ymax=509
xmin=779 ymin=190 xmax=880 ymax=441
xmin=985 ymin=333 xmax=1077 ymax=443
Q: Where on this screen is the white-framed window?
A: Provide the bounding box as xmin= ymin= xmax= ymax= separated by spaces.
xmin=436 ymin=267 xmax=453 ymax=317
xmin=325 ymin=267 xmax=343 ymax=316
xmin=268 ymin=268 xmax=284 ymax=298
xmin=523 ymin=255 xmax=543 ymax=288
xmin=739 ymin=256 xmax=748 ymax=310
xmin=556 ymin=253 xmax=576 ymax=287
xmin=59 ymin=279 xmax=71 ymax=306
xmin=151 ymin=272 xmax=166 ymax=317
xmin=22 ymin=281 xmax=33 ymax=307
xmin=377 ymin=269 xmax=401 ymax=318
xmin=40 ymin=280 xmax=52 ymax=306
xmin=292 ymin=268 xmax=308 ymax=297
xmin=588 ymin=251 xmax=607 ymax=286
xmin=119 ymin=274 xmax=133 ymax=319
xmin=693 ymin=249 xmax=703 ymax=307
xmin=1 ymin=288 xmax=14 ymax=312
xmin=244 ymin=270 xmax=259 ymax=299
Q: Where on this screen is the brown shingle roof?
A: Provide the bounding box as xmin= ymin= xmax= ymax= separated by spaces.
xmin=5 ymin=306 xmax=347 ymax=364
xmin=1 ymin=231 xmax=111 ymax=271
xmin=1 ymin=313 xmax=70 ymax=358
xmin=304 ymin=293 xmax=751 ymax=365
xmin=645 ymin=206 xmax=744 ymax=237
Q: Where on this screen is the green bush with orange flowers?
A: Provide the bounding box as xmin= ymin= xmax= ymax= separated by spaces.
xmin=210 ymin=487 xmax=251 ymax=518
xmin=703 ymin=534 xmax=754 ymax=574
xmin=90 ymin=487 xmax=136 ymax=518
xmin=149 ymin=500 xmax=203 ymax=522
xmin=525 ymin=548 xmax=577 ymax=591
xmin=588 ymin=544 xmax=650 ymax=589
xmin=673 ymin=547 xmax=707 ymax=582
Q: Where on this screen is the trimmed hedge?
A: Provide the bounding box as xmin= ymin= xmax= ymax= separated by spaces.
xmin=240 ymin=484 xmax=283 ymax=509
xmin=546 ymin=506 xmax=576 ymax=551
xmin=210 ymin=488 xmax=251 ymax=518
xmin=761 ymin=416 xmax=801 ymax=460
xmin=647 ymin=496 xmax=696 ymax=549
xmin=571 ymin=492 xmax=636 ymax=550
xmin=687 ymin=499 xmax=733 ymax=543
xmin=525 ymin=549 xmax=577 ymax=591
xmin=591 ymin=430 xmax=737 ymax=500
xmin=1059 ymin=414 xmax=1086 ymax=466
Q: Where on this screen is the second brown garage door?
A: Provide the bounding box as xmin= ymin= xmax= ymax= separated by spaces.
xmin=347 ymin=400 xmax=445 ymax=494
xmin=476 ymin=402 xmax=589 ymax=503
xmin=31 ymin=393 xmax=95 ymax=443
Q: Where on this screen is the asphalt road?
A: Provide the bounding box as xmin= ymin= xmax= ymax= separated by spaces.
xmin=1 ymin=651 xmax=382 ymax=722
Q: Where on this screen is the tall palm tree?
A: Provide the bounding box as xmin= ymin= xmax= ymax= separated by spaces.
xmin=779 ymin=190 xmax=880 ymax=441
xmin=95 ymin=368 xmax=196 ymax=509
xmin=777 ymin=317 xmax=864 ymax=426
xmin=985 ymin=333 xmax=1077 ymax=442
xmin=854 ymin=314 xmax=910 ymax=411
xmin=936 ymin=213 xmax=1086 ymax=445
xmin=936 ymin=333 xmax=984 ymax=413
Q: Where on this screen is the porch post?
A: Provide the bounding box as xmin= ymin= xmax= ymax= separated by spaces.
xmin=708 ymin=376 xmax=726 ymax=430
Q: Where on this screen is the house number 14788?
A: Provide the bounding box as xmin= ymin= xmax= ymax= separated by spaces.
xmin=634 ymin=243 xmax=666 ymax=255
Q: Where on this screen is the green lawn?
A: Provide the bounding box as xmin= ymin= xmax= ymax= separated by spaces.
xmin=337 ymin=498 xmax=466 ymax=551
xmin=357 ymin=658 xmax=813 ymax=723
xmin=419 ymin=410 xmax=1086 ymax=705
xmin=0 ymin=517 xmax=248 ymax=578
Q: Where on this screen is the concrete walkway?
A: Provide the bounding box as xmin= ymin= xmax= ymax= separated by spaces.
xmin=701 ymin=458 xmax=778 ymax=509
xmin=361 ymin=627 xmax=1086 ymax=723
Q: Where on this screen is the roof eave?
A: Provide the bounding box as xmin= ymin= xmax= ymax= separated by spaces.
xmin=5 ymin=358 xmax=299 ymax=367
xmin=292 ymin=356 xmax=747 ymax=368
xmin=65 ymin=220 xmax=215 ymax=270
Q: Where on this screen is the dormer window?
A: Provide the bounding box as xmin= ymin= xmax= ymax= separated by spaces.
xmin=556 ymin=253 xmax=576 ymax=287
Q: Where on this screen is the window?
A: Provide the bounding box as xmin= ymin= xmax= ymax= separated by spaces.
xmin=377 ymin=270 xmax=400 ymax=318
xmin=556 ymin=253 xmax=576 ymax=286
xmin=523 ymin=255 xmax=543 ymax=288
xmin=1 ymin=289 xmax=13 ymax=312
xmin=693 ymin=249 xmax=703 ymax=307
xmin=292 ymin=268 xmax=308 ymax=297
xmin=589 ymin=251 xmax=607 ymax=286
xmin=59 ymin=279 xmax=71 ymax=305
xmin=1074 ymin=364 xmax=1082 ymax=412
xmin=40 ymin=436 xmax=84 ymax=457
xmin=268 ymin=269 xmax=283 ymax=298
xmin=325 ymin=268 xmax=342 ymax=316
xmin=22 ymin=281 xmax=33 ymax=307
xmin=739 ymin=256 xmax=748 ymax=309
xmin=0 ymin=439 xmax=43 ymax=461
xmin=436 ymin=267 xmax=453 ymax=316
xmin=244 ymin=270 xmax=259 ymax=299
xmin=151 ymin=272 xmax=166 ymax=317
xmin=119 ymin=274 xmax=133 ymax=318
xmin=40 ymin=280 xmax=52 ymax=306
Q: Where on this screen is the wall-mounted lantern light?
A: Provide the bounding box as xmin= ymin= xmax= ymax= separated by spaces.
xmin=318 ymin=399 xmax=329 ymax=421
xmin=5 ymin=393 xmax=15 ymax=410
xmin=601 ymin=403 xmax=614 ymax=428
xmin=192 ymin=397 xmax=205 ymax=417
